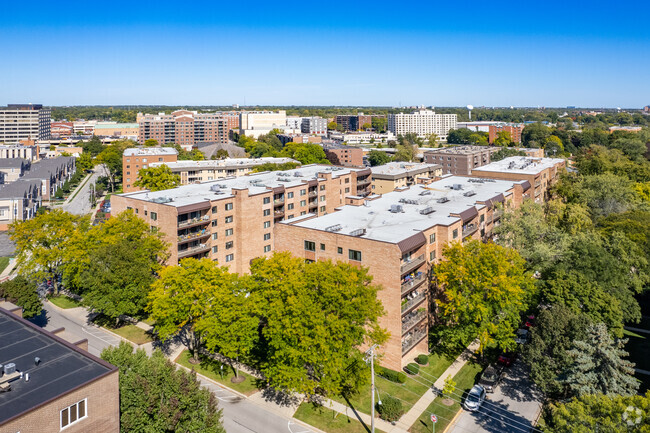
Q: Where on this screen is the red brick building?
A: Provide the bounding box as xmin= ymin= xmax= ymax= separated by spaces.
xmin=488 ymin=123 xmax=524 ymax=144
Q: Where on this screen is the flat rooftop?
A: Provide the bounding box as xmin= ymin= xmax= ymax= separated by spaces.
xmin=472 ymin=156 xmax=565 ymax=175
xmin=371 ymin=162 xmax=441 ymax=177
xmin=285 ymin=175 xmax=523 ymax=244
xmin=124 ymin=147 xmax=178 ymax=157
xmin=118 ymin=164 xmax=369 ymax=208
xmin=0 ymin=308 xmax=116 ymax=425
xmin=149 ymin=157 xmax=297 ymax=170
xmin=423 ymin=145 xmax=497 ymax=155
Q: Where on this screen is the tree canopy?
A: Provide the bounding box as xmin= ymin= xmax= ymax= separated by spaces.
xmin=133 ymin=164 xmax=180 ymax=191
xmin=0 ymin=276 xmax=42 ymax=318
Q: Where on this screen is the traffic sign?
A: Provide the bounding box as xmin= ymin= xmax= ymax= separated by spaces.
xmin=431 ymin=414 xmax=437 ymax=423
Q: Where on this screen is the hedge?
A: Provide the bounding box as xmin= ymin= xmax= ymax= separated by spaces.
xmin=416 ymin=354 xmax=429 ymax=365
xmin=376 ymin=366 xmax=407 ymax=384
xmin=404 ymin=363 xmax=420 ymax=375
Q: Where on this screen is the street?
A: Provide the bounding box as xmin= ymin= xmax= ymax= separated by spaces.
xmin=60 ymin=165 xmax=108 ymax=215
xmin=448 ymin=361 xmax=543 ymax=433
xmin=33 ymin=302 xmax=316 ymax=433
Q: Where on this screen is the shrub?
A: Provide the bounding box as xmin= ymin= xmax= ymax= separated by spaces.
xmin=405 ymin=363 xmax=419 ymax=375
xmin=377 ymin=366 xmax=407 ymax=384
xmin=376 ymin=395 xmax=403 ymax=422
xmin=416 ymin=354 xmax=429 ymax=365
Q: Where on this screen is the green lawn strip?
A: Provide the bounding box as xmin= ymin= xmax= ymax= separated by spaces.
xmin=175 ymin=350 xmax=260 ymax=396
xmin=294 ymin=402 xmax=386 ymax=433
xmin=67 ymin=172 xmax=93 ymax=202
xmin=141 ymin=317 xmax=156 ymax=326
xmin=0 ymin=257 xmax=10 ymax=274
xmin=409 ymin=361 xmax=483 ymax=433
xmin=419 ymin=351 xmax=459 ymax=384
xmin=47 ymin=294 xmax=81 ymax=309
xmin=108 ymin=324 xmax=153 ymax=345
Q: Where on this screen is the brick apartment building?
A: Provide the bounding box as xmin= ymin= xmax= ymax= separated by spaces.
xmin=423 ymin=146 xmax=498 ymax=175
xmin=0 ymin=307 xmax=119 ymax=433
xmin=322 ymin=142 xmax=364 ymax=167
xmin=471 ymin=156 xmax=566 ymax=203
xmin=370 ymin=162 xmax=443 ymax=194
xmin=111 ymin=165 xmax=372 ymax=272
xmin=488 ymin=123 xmax=524 ymax=144
xmin=137 ymin=111 xmax=235 ymax=148
xmin=123 ymin=147 xmax=179 ymax=192
xmin=275 ymin=175 xmax=531 ymax=369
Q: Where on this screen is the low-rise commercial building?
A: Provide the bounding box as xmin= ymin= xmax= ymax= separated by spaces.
xmin=275 ymin=175 xmax=529 ymax=369
xmin=0 ymin=307 xmax=120 ymax=433
xmin=94 ymin=122 xmax=139 ymax=139
xmin=471 ymin=157 xmax=565 ymax=203
xmin=328 ymin=131 xmax=396 ymax=145
xmin=111 ymin=165 xmax=372 ymax=271
xmin=423 ymin=146 xmax=498 ymax=175
xmin=370 ymin=162 xmax=442 ymax=194
xmin=387 ymin=110 xmax=457 ymax=141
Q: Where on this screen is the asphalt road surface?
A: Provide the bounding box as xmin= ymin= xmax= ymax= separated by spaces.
xmin=61 ymin=165 xmax=108 ymax=215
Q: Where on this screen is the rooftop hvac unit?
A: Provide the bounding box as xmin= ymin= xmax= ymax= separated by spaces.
xmin=437 ymin=197 xmax=449 ymax=203
xmin=210 ymin=184 xmax=221 ymax=191
xmin=452 ymin=184 xmax=463 ymax=190
xmin=463 ymin=191 xmax=476 ymax=197
xmin=325 ymin=224 xmax=342 ymax=232
xmin=349 ymin=228 xmax=366 ymax=237
xmin=4 ymin=363 xmax=15 ymax=376
xmin=419 ymin=207 xmax=435 ymax=215
xmin=293 ymin=172 xmax=302 ymax=177
xmin=390 ymin=204 xmax=404 ymax=213
xmin=419 ymin=190 xmax=431 ymax=196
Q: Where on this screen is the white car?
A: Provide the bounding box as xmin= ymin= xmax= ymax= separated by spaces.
xmin=463 ymin=384 xmax=486 ymax=411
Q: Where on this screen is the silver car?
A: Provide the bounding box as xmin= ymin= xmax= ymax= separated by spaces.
xmin=463 ymin=384 xmax=486 ymax=411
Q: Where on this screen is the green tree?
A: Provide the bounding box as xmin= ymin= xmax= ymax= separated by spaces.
xmin=431 ymin=241 xmax=535 ymax=353
xmin=494 ymin=130 xmax=512 ymax=147
xmin=522 ymin=122 xmax=550 ymax=148
xmin=251 ymin=162 xmax=300 ymax=172
xmin=82 ymin=135 xmax=106 ymax=157
xmin=327 ymin=121 xmax=338 ymax=130
xmin=215 ymin=149 xmax=229 ymax=159
xmin=545 ymin=392 xmax=650 ymax=433
xmin=96 ymin=140 xmax=135 ymax=192
xmin=447 ymin=128 xmax=473 ymax=144
xmin=101 ymin=342 xmax=225 ymax=433
xmin=0 ymin=275 xmax=42 ymax=318
xmin=133 ymin=165 xmax=180 ymax=191
xmin=249 ymin=252 xmax=387 ymax=398
xmin=361 ymin=122 xmax=372 ymax=130
xmin=367 ymin=150 xmax=392 ymax=166
xmin=561 ymin=323 xmax=638 ymax=397
xmin=371 ymin=117 xmax=387 ymax=132
xmin=148 ymin=258 xmax=237 ymax=363
xmin=394 ymin=133 xmax=421 ymax=162
xmin=282 ymin=143 xmax=329 ymax=164
xmin=441 ymin=374 xmax=456 ymax=400
xmin=76 ymin=152 xmax=93 ymax=172
xmin=10 ymin=209 xmax=87 ymax=295
xmin=544 ymin=135 xmax=564 ymax=156
xmin=144 ymin=138 xmax=158 ymax=147
xmin=491 ymin=147 xmax=526 ymax=162
xmin=426 ymin=133 xmax=439 ymax=147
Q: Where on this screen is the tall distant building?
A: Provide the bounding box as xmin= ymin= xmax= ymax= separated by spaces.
xmin=335 ymin=114 xmax=373 ymax=132
xmin=137 ymin=110 xmax=232 ymax=148
xmin=0 ymin=104 xmax=51 ymax=143
xmin=301 ymin=117 xmax=327 ymax=135
xmin=387 ymin=110 xmax=457 ymax=141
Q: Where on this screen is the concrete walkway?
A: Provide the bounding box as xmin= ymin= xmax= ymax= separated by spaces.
xmin=389 ymin=340 xmax=480 ymax=432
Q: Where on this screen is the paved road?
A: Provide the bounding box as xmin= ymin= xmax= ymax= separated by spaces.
xmin=448 ymin=361 xmax=543 ymax=433
xmin=60 ymin=165 xmax=108 ymax=215
xmin=32 ymin=303 xmax=315 ymax=433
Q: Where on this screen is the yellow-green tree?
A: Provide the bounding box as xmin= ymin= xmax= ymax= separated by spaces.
xmin=134 ymin=165 xmax=180 ymax=191
xmin=494 ymin=130 xmax=512 ymax=147
xmin=432 ymin=240 xmax=535 ymax=353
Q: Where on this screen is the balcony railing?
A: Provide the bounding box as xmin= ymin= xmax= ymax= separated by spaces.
xmin=177 ymin=243 xmax=210 ymax=259
xmin=401 ymin=291 xmax=426 ymax=313
xmin=402 ymin=327 xmax=427 ymax=354
xmin=357 ymin=178 xmax=371 ymax=186
xmin=402 ymin=310 xmax=426 ymax=333
xmin=274 ymin=209 xmax=285 ymax=217
xmin=401 ymin=272 xmax=427 ymax=294
xmin=400 ymin=254 xmax=425 ymax=275
xmin=274 ymin=198 xmax=284 ymax=206
xmin=462 ymin=225 xmax=478 ymax=238
xmin=177 ymin=230 xmax=210 ymax=243
xmin=308 ymin=191 xmax=318 ymax=198
xmin=178 ymin=215 xmax=210 ymax=228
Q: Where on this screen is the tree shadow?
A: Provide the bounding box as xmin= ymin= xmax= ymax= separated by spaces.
xmin=340 ymin=394 xmax=372 ymax=433
xmin=27 ymin=308 xmax=49 ymax=327
xmin=497 ymin=361 xmax=544 ymax=403
xmin=471 ymin=397 xmax=537 ymax=433
xmin=261 ymin=386 xmax=302 ymax=408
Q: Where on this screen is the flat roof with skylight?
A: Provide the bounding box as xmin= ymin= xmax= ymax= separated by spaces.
xmin=472 ymin=156 xmax=565 ymax=175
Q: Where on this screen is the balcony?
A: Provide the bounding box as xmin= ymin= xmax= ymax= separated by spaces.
xmin=274 ymin=209 xmax=285 ymax=218
xmin=308 ymin=191 xmax=318 ymax=198
xmin=178 ymin=215 xmax=210 ymax=228
xmin=462 ymin=225 xmax=478 ymax=238
xmin=401 ymin=290 xmax=426 ymax=314
xmin=274 ymin=198 xmax=285 ymax=206
xmin=400 ymin=254 xmax=425 ymax=276
xmin=486 ymin=211 xmax=502 ymax=224
xmin=177 ymin=230 xmax=210 ymax=244
xmin=177 ymin=243 xmax=210 ymax=259
xmin=401 ymin=272 xmax=427 ymax=295
xmin=402 ymin=327 xmax=427 ymax=354
xmin=402 ymin=310 xmax=427 ymax=333
xmin=357 ymin=177 xmax=371 ymax=186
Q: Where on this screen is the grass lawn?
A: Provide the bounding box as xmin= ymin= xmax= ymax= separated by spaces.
xmin=0 ymin=257 xmax=10 ymax=274
xmin=142 ymin=317 xmax=156 ymax=326
xmin=175 ymin=350 xmax=260 ymax=396
xmin=48 ymin=295 xmax=81 ymax=309
xmin=333 ymin=352 xmax=458 ymax=416
xmin=294 ymin=402 xmax=386 ymax=433
xmin=409 ymin=360 xmax=483 ymax=433
xmin=109 ymin=324 xmax=153 ymax=345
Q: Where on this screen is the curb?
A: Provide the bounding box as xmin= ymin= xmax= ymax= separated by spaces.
xmin=441 ymin=407 xmax=463 ymax=433
xmin=174 ymin=362 xmax=250 ymax=400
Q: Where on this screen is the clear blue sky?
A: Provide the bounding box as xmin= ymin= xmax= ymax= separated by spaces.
xmin=1 ymin=1 xmax=649 ymax=108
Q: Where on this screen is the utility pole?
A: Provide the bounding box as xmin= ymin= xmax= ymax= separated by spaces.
xmin=364 ymin=344 xmax=379 ymax=433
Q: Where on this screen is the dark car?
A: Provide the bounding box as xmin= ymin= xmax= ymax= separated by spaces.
xmin=478 ymin=364 xmax=503 ymax=393
xmin=497 ymin=351 xmax=517 ymax=367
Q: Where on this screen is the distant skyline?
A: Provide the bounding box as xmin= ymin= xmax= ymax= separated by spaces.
xmin=1 ymin=1 xmax=649 ymax=108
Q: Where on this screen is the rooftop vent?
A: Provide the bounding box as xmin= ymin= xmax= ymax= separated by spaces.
xmin=151 ymin=196 xmax=173 ymax=204
xmin=437 ymin=197 xmax=450 ymax=203
xmin=463 ymin=191 xmax=476 ymax=197
xmin=399 ymin=198 xmax=419 ymax=205
xmin=390 ymin=204 xmax=404 ymax=213
xmin=349 ymin=228 xmax=366 ymax=237
xmin=325 ymin=224 xmax=342 ymax=232
xmin=419 ymin=207 xmax=435 ymax=215
xmin=277 ymin=177 xmax=291 ymax=182
xmin=293 ymin=171 xmax=302 ymax=177
xmin=4 ymin=363 xmax=16 ymax=376
xmin=452 ymin=184 xmax=463 ymax=190
xmin=419 ymin=190 xmax=431 ymax=196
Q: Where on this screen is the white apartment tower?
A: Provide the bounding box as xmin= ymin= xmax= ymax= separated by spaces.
xmin=387 ymin=110 xmax=457 ymax=141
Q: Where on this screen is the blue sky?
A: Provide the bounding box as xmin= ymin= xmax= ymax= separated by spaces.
xmin=1 ymin=1 xmax=649 ymax=107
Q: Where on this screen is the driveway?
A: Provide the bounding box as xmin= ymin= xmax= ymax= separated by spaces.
xmin=448 ymin=361 xmax=544 ymax=433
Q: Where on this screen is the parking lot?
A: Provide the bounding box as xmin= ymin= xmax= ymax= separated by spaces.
xmin=449 ymin=361 xmax=544 ymax=433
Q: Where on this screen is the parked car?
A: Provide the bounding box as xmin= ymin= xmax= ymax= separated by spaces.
xmin=497 ymin=351 xmax=517 ymax=367
xmin=463 ymin=385 xmax=486 ymax=411
xmin=478 ymin=364 xmax=503 ymax=393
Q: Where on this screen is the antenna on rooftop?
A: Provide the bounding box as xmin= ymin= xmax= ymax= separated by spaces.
xmin=466 ymin=105 xmax=474 ymax=121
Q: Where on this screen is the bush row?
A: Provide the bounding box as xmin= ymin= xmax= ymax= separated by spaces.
xmin=376 ymin=366 xmax=407 ymax=384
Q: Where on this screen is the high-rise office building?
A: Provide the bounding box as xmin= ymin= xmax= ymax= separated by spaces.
xmin=0 ymin=104 xmax=51 ymax=143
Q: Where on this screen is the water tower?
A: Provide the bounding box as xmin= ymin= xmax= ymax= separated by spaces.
xmin=467 ymin=105 xmax=474 ymax=121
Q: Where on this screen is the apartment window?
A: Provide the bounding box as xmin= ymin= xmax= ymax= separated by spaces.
xmin=61 ymin=399 xmax=86 ymax=429
xmin=430 ymin=250 xmax=436 ymax=261
xmin=225 ymin=241 xmax=233 ymax=249
xmin=338 ymin=247 xmax=343 ymax=254
xmin=264 ymin=245 xmax=271 ymax=253
xmin=263 ymin=209 xmax=270 ymax=216
xmin=300 ymin=211 xmax=306 ymax=215
xmin=151 ymin=212 xmax=157 ymax=221
xmin=263 ymin=197 xmax=271 ymax=204
xmin=480 ymin=214 xmax=485 ymax=223
xmin=320 ymin=185 xmax=326 ymax=191
xmin=287 ymin=203 xmax=294 ymax=210
xmin=288 ymin=215 xmax=294 ymax=219
xmin=429 ymin=233 xmax=435 ymax=244
xmin=300 ymin=189 xmax=306 ymax=196
xmin=144 ymin=210 xmax=148 ymax=216
xmin=225 ymin=203 xmax=233 ymax=211
xmin=225 ymin=228 xmax=233 ymax=236
xmin=264 ymin=233 xmax=271 ymax=241
xmin=300 ymin=200 xmax=306 ymax=206
xmin=212 ymin=233 xmax=218 ymax=240
xmin=320 ymin=206 xmax=326 ymax=212
xmin=212 ymin=206 xmax=218 ymax=213
xmin=320 ymin=196 xmax=325 ymax=202
xmin=320 ymin=243 xmax=325 ymax=251
xmin=304 ymin=240 xmax=316 ymax=251
xmin=345 ymin=178 xmax=350 ymax=183
xmin=263 ymin=221 xmax=271 ymax=228
xmin=226 ymin=254 xmax=234 ymax=262
xmin=287 ymin=192 xmax=294 ymax=198
xmin=225 ymin=216 xmax=233 ymax=223
xmin=345 ymin=187 xmax=350 ymax=193
xmin=349 ymin=249 xmax=362 ymax=261
xmin=135 ymin=208 xmax=139 ymax=214
xmin=212 ymin=246 xmax=218 ymax=253
xmin=212 ymin=220 xmax=218 ymax=227
xmin=453 ymin=229 xmax=458 ymax=239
